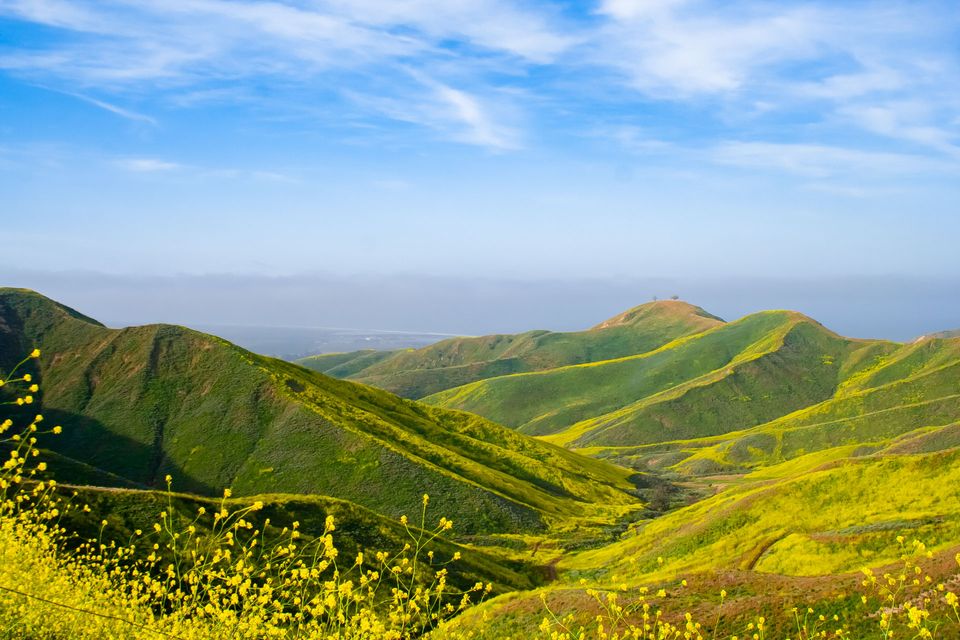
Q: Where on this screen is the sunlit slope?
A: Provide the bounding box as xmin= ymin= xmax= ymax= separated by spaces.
xmin=297 ymin=301 xmax=723 ymax=398
xmin=588 ymin=336 xmax=960 ymax=475
xmin=0 ymin=288 xmax=641 ymax=534
xmin=563 ymin=444 xmax=960 ymax=584
xmin=443 ymin=439 xmax=960 ymax=639
xmin=425 ymin=311 xmax=894 ymax=446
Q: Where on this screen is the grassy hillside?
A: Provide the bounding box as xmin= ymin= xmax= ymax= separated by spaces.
xmin=566 ymin=445 xmax=960 ymax=582
xmin=55 ymin=483 xmax=539 ymax=593
xmin=440 ymin=436 xmax=960 ymax=638
xmin=424 ymin=312 xmax=896 ymax=445
xmin=0 ymin=288 xmax=641 ymax=535
xmin=296 ymin=300 xmax=723 ymax=398
xmin=583 ymin=336 xmax=960 ymax=476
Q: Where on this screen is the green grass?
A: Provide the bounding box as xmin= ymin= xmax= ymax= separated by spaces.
xmin=423 ymin=311 xmax=893 ymax=446
xmin=296 ymin=349 xmax=399 ymax=377
xmin=562 ymin=446 xmax=960 ymax=583
xmin=55 ymin=483 xmax=539 ymax=593
xmin=7 ymin=288 xmax=960 ymax=639
xmin=0 ymin=288 xmax=642 ymax=536
xmin=585 ymin=338 xmax=960 ymax=477
xmin=298 ymin=300 xmax=723 ymax=398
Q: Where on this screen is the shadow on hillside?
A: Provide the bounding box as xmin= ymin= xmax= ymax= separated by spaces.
xmin=37 ymin=408 xmax=217 ymax=497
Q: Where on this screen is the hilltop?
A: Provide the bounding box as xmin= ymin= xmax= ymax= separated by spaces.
xmin=297 ymin=300 xmax=724 ymax=398
xmin=0 ymin=288 xmax=642 ymax=535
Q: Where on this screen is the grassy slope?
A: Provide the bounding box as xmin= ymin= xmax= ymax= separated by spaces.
xmin=564 ymin=443 xmax=960 ymax=582
xmin=0 ymin=288 xmax=640 ymax=535
xmin=55 ymin=484 xmax=539 ymax=593
xmin=296 ymin=349 xmax=400 ymax=377
xmin=585 ymin=336 xmax=960 ymax=476
xmin=425 ymin=312 xmax=894 ymax=445
xmin=297 ymin=301 xmax=723 ymax=398
xmin=443 ymin=438 xmax=960 ymax=638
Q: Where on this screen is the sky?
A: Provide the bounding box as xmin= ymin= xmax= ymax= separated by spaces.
xmin=1 ymin=1 xmax=959 ymax=339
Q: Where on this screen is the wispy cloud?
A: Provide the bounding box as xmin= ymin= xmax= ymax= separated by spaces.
xmin=349 ymin=74 xmax=523 ymax=151
xmin=594 ymin=0 xmax=825 ymax=95
xmin=712 ymin=141 xmax=958 ymax=178
xmin=55 ymin=89 xmax=157 ymax=124
xmin=0 ymin=0 xmax=562 ymax=148
xmin=840 ymin=102 xmax=960 ymax=157
xmin=113 ymin=156 xmax=300 ymax=183
xmin=116 ymin=158 xmax=182 ymax=172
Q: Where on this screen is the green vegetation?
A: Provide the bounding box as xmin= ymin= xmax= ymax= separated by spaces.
xmin=297 ymin=300 xmax=723 ymax=398
xmin=0 ymin=288 xmax=641 ymax=536
xmin=5 ymin=361 xmax=960 ymax=639
xmin=7 ymin=289 xmax=960 ymax=639
xmin=423 ymin=311 xmax=895 ymax=444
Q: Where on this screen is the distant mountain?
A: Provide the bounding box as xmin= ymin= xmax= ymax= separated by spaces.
xmin=0 ymin=288 xmax=641 ymax=534
xmin=918 ymin=328 xmax=960 ymax=341
xmin=297 ymin=300 xmax=724 ymax=398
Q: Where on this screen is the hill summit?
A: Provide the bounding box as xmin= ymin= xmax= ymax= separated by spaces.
xmin=591 ymin=299 xmax=724 ymax=330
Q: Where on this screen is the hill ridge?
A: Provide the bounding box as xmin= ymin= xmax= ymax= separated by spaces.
xmin=299 ymin=298 xmax=726 ymax=398
xmin=0 ymin=288 xmax=641 ymax=535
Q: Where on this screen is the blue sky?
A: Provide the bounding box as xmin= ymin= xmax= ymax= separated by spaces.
xmin=1 ymin=1 xmax=959 ymax=335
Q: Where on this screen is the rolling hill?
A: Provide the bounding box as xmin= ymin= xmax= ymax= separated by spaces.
xmin=582 ymin=333 xmax=960 ymax=476
xmin=5 ymin=288 xmax=960 ymax=639
xmin=423 ymin=310 xmax=898 ymax=445
xmin=300 ymin=299 xmax=960 ymax=488
xmin=296 ymin=300 xmax=724 ymax=398
xmin=0 ymin=288 xmax=642 ymax=535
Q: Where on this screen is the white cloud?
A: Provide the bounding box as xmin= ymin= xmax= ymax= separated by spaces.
xmin=595 ymin=1 xmax=824 ymax=95
xmin=349 ymin=74 xmax=522 ymax=151
xmin=55 ymin=90 xmax=157 ymax=124
xmin=0 ymin=0 xmax=560 ymax=148
xmin=2 ymin=0 xmax=958 ymax=159
xmin=324 ymin=0 xmax=577 ymax=63
xmin=117 ymin=158 xmax=182 ymax=172
xmin=796 ymin=68 xmax=905 ymax=101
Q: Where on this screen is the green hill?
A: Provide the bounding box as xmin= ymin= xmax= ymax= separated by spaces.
xmin=590 ymin=335 xmax=960 ymax=476
xmin=296 ymin=300 xmax=723 ymax=398
xmin=0 ymin=288 xmax=641 ymax=535
xmin=566 ymin=445 xmax=960 ymax=582
xmin=423 ymin=311 xmax=896 ymax=445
